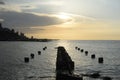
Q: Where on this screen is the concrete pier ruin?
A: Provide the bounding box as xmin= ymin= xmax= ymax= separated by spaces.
xmin=56 ymin=46 xmax=83 ymax=80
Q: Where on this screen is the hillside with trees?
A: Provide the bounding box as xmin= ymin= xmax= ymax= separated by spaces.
xmin=0 ymin=23 xmax=51 ymax=42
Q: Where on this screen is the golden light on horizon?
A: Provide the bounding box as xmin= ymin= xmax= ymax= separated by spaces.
xmin=25 ymin=21 xmax=120 ymax=40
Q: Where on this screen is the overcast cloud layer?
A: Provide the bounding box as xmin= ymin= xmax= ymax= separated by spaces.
xmin=0 ymin=0 xmax=69 ymax=28
xmin=0 ymin=11 xmax=68 ymax=28
xmin=0 ymin=0 xmax=120 ymax=40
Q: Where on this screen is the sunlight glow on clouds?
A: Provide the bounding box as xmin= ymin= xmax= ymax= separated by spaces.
xmin=1 ymin=0 xmax=120 ymax=40
xmin=57 ymin=13 xmax=71 ymax=20
xmin=1 ymin=11 xmax=70 ymax=27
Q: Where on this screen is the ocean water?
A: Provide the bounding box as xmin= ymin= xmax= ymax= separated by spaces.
xmin=0 ymin=40 xmax=120 ymax=80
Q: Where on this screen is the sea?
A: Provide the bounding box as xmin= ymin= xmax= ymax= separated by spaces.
xmin=0 ymin=40 xmax=120 ymax=80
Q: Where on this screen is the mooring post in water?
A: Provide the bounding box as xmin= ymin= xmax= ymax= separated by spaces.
xmin=91 ymin=54 xmax=96 ymax=59
xmin=43 ymin=46 xmax=47 ymax=50
xmin=75 ymin=46 xmax=78 ymax=50
xmin=78 ymin=48 xmax=80 ymax=51
xmin=81 ymin=49 xmax=84 ymax=52
xmin=38 ymin=51 xmax=41 ymax=55
xmin=98 ymin=57 xmax=104 ymax=63
xmin=30 ymin=53 xmax=34 ymax=59
xmin=24 ymin=57 xmax=29 ymax=63
xmin=85 ymin=51 xmax=88 ymax=56
xmin=56 ymin=46 xmax=82 ymax=80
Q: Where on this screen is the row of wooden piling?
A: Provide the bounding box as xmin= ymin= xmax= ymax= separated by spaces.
xmin=75 ymin=46 xmax=112 ymax=80
xmin=75 ymin=46 xmax=104 ymax=63
xmin=24 ymin=46 xmax=47 ymax=63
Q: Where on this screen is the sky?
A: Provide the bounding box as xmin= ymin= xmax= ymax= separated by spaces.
xmin=0 ymin=0 xmax=120 ymax=40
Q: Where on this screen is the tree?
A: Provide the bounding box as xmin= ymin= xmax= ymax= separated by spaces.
xmin=31 ymin=36 xmax=34 ymax=39
xmin=0 ymin=23 xmax=2 ymax=29
xmin=11 ymin=29 xmax=15 ymax=33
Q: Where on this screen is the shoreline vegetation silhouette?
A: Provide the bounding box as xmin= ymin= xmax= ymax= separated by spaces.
xmin=0 ymin=23 xmax=55 ymax=42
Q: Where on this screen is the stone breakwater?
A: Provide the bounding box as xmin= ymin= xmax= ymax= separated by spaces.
xmin=56 ymin=46 xmax=83 ymax=80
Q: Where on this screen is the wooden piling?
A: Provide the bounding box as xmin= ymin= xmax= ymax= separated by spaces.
xmin=78 ymin=48 xmax=80 ymax=51
xmin=91 ymin=54 xmax=95 ymax=59
xmin=75 ymin=47 xmax=78 ymax=49
xmin=81 ymin=49 xmax=84 ymax=52
xmin=85 ymin=51 xmax=88 ymax=56
xmin=43 ymin=46 xmax=47 ymax=50
xmin=38 ymin=51 xmax=41 ymax=55
xmin=98 ymin=57 xmax=104 ymax=63
xmin=24 ymin=57 xmax=29 ymax=63
xmin=30 ymin=53 xmax=34 ymax=59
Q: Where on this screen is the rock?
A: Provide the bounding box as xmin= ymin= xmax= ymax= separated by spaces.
xmin=102 ymin=76 xmax=112 ymax=80
xmin=56 ymin=73 xmax=83 ymax=80
xmin=82 ymin=72 xmax=100 ymax=78
xmin=89 ymin=72 xmax=100 ymax=78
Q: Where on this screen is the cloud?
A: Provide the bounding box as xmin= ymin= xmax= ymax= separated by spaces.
xmin=58 ymin=12 xmax=96 ymax=23
xmin=0 ymin=19 xmax=4 ymax=22
xmin=0 ymin=1 xmax=5 ymax=5
xmin=1 ymin=11 xmax=68 ymax=28
xmin=0 ymin=5 xmax=22 ymax=12
xmin=21 ymin=5 xmax=36 ymax=10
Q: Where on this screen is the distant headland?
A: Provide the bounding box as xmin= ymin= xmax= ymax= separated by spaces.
xmin=0 ymin=23 xmax=55 ymax=42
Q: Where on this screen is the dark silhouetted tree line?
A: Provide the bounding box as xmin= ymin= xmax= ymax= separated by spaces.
xmin=0 ymin=23 xmax=29 ymax=41
xmin=0 ymin=23 xmax=52 ymax=42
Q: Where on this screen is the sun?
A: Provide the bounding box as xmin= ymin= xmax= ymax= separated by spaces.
xmin=58 ymin=14 xmax=70 ymax=19
xmin=57 ymin=13 xmax=71 ymax=20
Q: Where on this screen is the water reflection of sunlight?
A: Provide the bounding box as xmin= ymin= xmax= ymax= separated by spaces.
xmin=57 ymin=40 xmax=88 ymax=68
xmin=56 ymin=40 xmax=70 ymax=50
